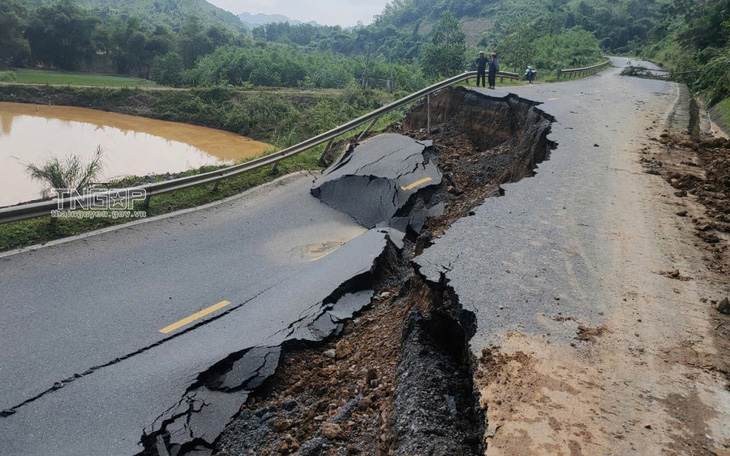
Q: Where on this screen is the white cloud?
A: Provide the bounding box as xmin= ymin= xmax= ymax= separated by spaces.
xmin=208 ymin=0 xmax=390 ymax=27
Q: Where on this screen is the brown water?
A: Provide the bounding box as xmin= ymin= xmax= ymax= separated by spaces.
xmin=0 ymin=102 xmax=273 ymax=207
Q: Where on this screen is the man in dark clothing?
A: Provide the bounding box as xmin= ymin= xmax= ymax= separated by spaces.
xmin=488 ymin=52 xmax=500 ymax=89
xmin=475 ymin=51 xmax=488 ymax=87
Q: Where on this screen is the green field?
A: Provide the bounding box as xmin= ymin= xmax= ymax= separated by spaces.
xmin=4 ymin=69 xmax=155 ymax=87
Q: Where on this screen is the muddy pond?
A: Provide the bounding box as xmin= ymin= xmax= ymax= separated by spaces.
xmin=0 ymin=102 xmax=273 ymax=207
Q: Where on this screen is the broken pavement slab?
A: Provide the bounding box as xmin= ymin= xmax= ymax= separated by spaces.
xmin=312 ymin=134 xmax=443 ymax=229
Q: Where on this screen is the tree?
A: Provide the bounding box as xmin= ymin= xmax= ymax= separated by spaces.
xmin=0 ymin=0 xmax=30 ymax=67
xmin=26 ymin=0 xmax=100 ymax=70
xmin=496 ymin=26 xmax=537 ymax=72
xmin=422 ymin=11 xmax=467 ymax=79
xmin=150 ymin=52 xmax=185 ymax=86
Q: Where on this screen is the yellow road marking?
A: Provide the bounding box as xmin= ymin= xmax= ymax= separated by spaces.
xmin=159 ymin=301 xmax=231 ymax=334
xmin=310 ymin=246 xmax=342 ymax=262
xmin=547 ymin=97 xmax=559 ymax=101
xmin=401 ymin=177 xmax=433 ymax=191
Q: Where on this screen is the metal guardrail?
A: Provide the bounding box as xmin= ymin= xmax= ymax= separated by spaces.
xmin=557 ymin=60 xmax=612 ymax=79
xmin=1 ymin=70 xmax=510 ymax=224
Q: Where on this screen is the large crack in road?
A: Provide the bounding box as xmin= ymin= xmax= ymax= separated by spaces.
xmin=0 ymin=87 xmax=553 ymax=456
xmin=208 ymin=87 xmax=555 ymax=456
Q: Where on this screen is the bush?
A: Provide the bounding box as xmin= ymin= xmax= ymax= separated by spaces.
xmin=0 ymin=71 xmax=17 ymax=82
xmin=150 ymin=52 xmax=185 ymax=87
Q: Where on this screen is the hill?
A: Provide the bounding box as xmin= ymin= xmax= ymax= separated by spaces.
xmin=238 ymin=11 xmax=319 ymax=28
xmin=20 ymin=0 xmax=244 ymax=30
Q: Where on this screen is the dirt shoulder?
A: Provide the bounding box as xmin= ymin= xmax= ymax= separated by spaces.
xmin=476 ymin=112 xmax=730 ymax=455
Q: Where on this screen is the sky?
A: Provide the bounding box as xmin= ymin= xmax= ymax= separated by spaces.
xmin=207 ymin=0 xmax=391 ymax=27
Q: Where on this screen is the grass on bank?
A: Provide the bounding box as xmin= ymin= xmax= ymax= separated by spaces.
xmin=2 ymin=69 xmax=155 ymax=87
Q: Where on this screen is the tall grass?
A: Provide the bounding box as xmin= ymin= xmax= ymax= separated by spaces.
xmin=25 ymin=146 xmax=105 ymax=197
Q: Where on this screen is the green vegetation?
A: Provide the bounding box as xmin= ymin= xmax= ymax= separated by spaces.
xmin=25 ymin=146 xmax=105 ymax=196
xmin=0 ymin=83 xmax=408 ymax=251
xmin=717 ymin=97 xmax=730 ymax=129
xmin=0 ymin=84 xmax=399 ymax=145
xmin=19 ymin=0 xmax=242 ymax=30
xmin=0 ymin=71 xmax=17 ymax=82
xmin=423 ymin=12 xmax=468 ymax=79
xmin=2 ymin=0 xmax=729 ymax=249
xmin=7 ymin=69 xmax=154 ymax=86
xmin=640 ymin=0 xmax=730 ymax=105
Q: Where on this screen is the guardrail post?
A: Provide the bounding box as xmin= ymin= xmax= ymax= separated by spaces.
xmin=318 ymin=138 xmax=336 ymax=167
xmin=211 ymin=179 xmax=220 ymax=192
xmin=358 ymin=116 xmax=380 ymax=141
xmin=427 ymin=94 xmax=431 ymax=134
xmin=141 ymin=195 xmax=151 ymax=211
xmin=271 ymin=161 xmax=279 ymax=174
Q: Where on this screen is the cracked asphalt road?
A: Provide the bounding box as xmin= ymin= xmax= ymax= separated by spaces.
xmin=0 ymin=133 xmax=439 ymax=454
xmin=417 ymin=57 xmax=671 ymax=346
xmin=416 ymin=58 xmax=730 ymax=453
xmin=0 ymin=174 xmax=387 ymax=454
xmin=2 ymin=56 xmax=719 ymax=455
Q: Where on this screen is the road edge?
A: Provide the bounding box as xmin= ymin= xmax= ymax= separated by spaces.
xmin=0 ymin=170 xmax=318 ymax=260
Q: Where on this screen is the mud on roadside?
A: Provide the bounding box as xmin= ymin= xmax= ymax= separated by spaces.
xmin=210 ymin=88 xmax=555 ymax=456
xmin=640 ymin=133 xmax=730 ymax=377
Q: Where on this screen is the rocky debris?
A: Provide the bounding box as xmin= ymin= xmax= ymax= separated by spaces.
xmin=321 ymin=422 xmax=346 ymax=440
xmin=138 ymin=232 xmax=400 ymax=456
xmin=717 ymin=297 xmax=730 ymax=314
xmin=215 ymin=288 xmax=406 ymax=456
xmin=575 ymin=325 xmax=607 ymax=343
xmin=660 ymin=269 xmax=692 ymax=281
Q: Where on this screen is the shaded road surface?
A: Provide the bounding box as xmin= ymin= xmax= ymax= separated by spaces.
xmin=416 ymin=58 xmax=730 ymax=453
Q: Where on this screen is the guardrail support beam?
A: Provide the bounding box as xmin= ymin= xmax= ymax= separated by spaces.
xmin=427 ymin=94 xmax=431 ymax=134
xmin=318 ymin=138 xmax=336 ymax=167
xmin=358 ymin=116 xmax=380 ymax=141
xmin=211 ymin=179 xmax=221 ymax=192
xmin=141 ymin=195 xmax=151 ymax=211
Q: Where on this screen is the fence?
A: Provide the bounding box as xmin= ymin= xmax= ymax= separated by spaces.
xmin=557 ymin=60 xmax=612 ymax=79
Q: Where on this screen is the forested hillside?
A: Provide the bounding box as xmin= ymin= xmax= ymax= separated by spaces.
xmin=0 ymin=0 xmax=728 ymax=109
xmin=19 ymin=0 xmax=243 ymax=29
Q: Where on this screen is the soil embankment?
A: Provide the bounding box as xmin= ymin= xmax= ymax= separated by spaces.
xmin=0 ymin=85 xmax=336 ymax=145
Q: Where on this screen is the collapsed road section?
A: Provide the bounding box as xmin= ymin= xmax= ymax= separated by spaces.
xmin=311 ymin=134 xmax=444 ymax=232
xmin=0 ymin=87 xmax=553 ymax=456
xmin=207 ymin=87 xmax=555 ymax=456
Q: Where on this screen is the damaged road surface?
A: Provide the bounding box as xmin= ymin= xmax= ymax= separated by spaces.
xmin=0 ymin=174 xmax=396 ymax=455
xmin=312 ymin=134 xmax=443 ymax=231
xmin=0 ymin=82 xmax=555 ymax=455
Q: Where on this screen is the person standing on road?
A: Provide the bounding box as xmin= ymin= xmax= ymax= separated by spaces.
xmin=475 ymin=51 xmax=489 ymax=87
xmin=488 ymin=52 xmax=500 ymax=89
